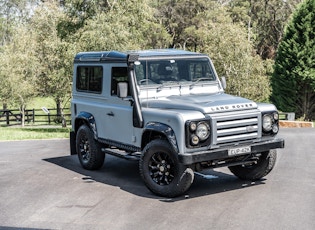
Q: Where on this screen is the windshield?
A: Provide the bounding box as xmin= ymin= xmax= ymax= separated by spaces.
xmin=135 ymin=58 xmax=216 ymax=86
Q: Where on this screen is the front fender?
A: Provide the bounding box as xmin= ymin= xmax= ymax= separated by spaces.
xmin=142 ymin=122 xmax=179 ymax=153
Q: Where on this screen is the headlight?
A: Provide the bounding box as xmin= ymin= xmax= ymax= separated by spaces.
xmin=262 ymin=114 xmax=273 ymax=132
xmin=186 ymin=120 xmax=211 ymax=147
xmin=262 ymin=112 xmax=279 ymax=135
xmin=196 ymin=122 xmax=210 ymax=141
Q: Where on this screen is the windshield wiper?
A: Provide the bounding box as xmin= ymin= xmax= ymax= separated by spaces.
xmin=190 ymin=78 xmax=216 ymax=89
xmin=156 ymin=81 xmax=180 ymax=92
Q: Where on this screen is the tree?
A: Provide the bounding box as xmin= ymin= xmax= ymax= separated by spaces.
xmin=157 ymin=0 xmax=271 ymax=102
xmin=0 ymin=0 xmax=39 ymax=113
xmin=57 ymin=0 xmax=99 ymax=40
xmin=0 ymin=0 xmax=37 ymax=45
xmin=30 ymin=1 xmax=75 ymax=127
xmin=195 ymin=10 xmax=271 ymax=102
xmin=74 ymin=0 xmax=171 ymax=51
xmin=156 ymin=0 xmax=212 ymax=49
xmin=271 ymin=0 xmax=315 ymax=120
xmin=0 ymin=25 xmax=38 ymax=126
xmin=227 ymin=0 xmax=302 ymax=59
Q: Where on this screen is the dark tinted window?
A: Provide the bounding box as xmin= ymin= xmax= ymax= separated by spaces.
xmin=77 ymin=66 xmax=103 ymax=93
xmin=111 ymin=67 xmax=130 ymax=96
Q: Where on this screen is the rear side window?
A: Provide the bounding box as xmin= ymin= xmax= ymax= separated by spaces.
xmin=76 ymin=66 xmax=103 ymax=93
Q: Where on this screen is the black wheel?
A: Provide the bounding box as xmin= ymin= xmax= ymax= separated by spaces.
xmin=76 ymin=125 xmax=105 ymax=170
xmin=139 ymin=139 xmax=194 ymax=197
xmin=228 ymin=150 xmax=277 ymax=180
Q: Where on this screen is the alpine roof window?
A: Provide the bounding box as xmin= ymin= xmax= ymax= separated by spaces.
xmin=77 ymin=66 xmax=103 ymax=93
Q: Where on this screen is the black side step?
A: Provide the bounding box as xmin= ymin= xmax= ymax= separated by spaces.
xmin=101 ymin=148 xmax=141 ymax=161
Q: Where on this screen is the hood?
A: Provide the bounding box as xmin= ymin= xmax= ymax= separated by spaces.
xmin=141 ymin=93 xmax=257 ymax=114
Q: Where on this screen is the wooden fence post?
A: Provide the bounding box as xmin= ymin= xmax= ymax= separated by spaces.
xmin=6 ymin=110 xmax=9 ymax=125
xmin=32 ymin=109 xmax=35 ymax=123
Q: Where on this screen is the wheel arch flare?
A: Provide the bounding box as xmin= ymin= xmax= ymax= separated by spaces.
xmin=74 ymin=111 xmax=98 ymax=140
xmin=141 ymin=122 xmax=179 ymax=153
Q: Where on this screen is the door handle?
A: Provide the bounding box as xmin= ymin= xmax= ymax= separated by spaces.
xmin=107 ymin=111 xmax=114 ymax=116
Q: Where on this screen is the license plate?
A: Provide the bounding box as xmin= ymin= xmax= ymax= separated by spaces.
xmin=228 ymin=146 xmax=251 ymax=156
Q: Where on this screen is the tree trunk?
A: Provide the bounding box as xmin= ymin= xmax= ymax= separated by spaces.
xmin=56 ymin=98 xmax=62 ymax=120
xmin=56 ymin=98 xmax=67 ymax=128
xmin=20 ymin=104 xmax=25 ymax=127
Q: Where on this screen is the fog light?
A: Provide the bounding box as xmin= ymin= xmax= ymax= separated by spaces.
xmin=191 ymin=135 xmax=199 ymax=145
xmin=272 ymin=124 xmax=279 ymax=134
xmin=190 ymin=122 xmax=197 ymax=131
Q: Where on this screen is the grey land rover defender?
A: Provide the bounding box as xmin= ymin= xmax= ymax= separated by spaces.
xmin=70 ymin=49 xmax=284 ymax=197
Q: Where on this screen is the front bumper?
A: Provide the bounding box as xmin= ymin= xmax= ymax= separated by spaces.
xmin=178 ymin=138 xmax=285 ymax=165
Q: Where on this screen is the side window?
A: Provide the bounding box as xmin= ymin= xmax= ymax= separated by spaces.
xmin=77 ymin=66 xmax=103 ymax=93
xmin=111 ymin=67 xmax=130 ymax=96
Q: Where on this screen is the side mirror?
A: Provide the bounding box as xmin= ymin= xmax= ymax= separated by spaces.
xmin=117 ymin=82 xmax=128 ymax=98
xmin=220 ymin=77 xmax=227 ymax=89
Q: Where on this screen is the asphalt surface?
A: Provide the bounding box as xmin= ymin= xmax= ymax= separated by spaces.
xmin=0 ymin=128 xmax=314 ymax=230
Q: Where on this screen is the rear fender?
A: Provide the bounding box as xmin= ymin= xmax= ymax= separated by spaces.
xmin=74 ymin=111 xmax=98 ymax=140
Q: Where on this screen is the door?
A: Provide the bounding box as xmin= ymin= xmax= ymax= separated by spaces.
xmin=100 ymin=66 xmax=136 ymax=146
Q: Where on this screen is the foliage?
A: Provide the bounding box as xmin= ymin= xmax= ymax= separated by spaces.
xmin=271 ymin=0 xmax=315 ymax=120
xmin=74 ymin=0 xmax=171 ymax=51
xmin=0 ymin=0 xmax=306 ymax=118
xmin=156 ymin=0 xmax=213 ymax=49
xmin=157 ymin=0 xmax=271 ymax=101
xmin=227 ymin=0 xmax=302 ymax=59
xmin=29 ymin=1 xmax=76 ymax=126
xmin=0 ymin=0 xmax=36 ymax=45
xmin=57 ymin=0 xmax=100 ymax=40
xmin=0 ymin=25 xmax=38 ymax=125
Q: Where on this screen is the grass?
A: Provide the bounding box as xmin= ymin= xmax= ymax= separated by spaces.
xmin=27 ymin=97 xmax=57 ymax=109
xmin=1 ymin=96 xmax=72 ymax=141
xmin=0 ymin=126 xmax=71 ymax=141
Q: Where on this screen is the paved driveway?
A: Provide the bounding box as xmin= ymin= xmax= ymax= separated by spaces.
xmin=0 ymin=128 xmax=314 ymax=230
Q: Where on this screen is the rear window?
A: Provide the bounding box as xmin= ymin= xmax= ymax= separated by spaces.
xmin=76 ymin=66 xmax=103 ymax=93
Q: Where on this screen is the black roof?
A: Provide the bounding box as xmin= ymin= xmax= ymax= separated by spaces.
xmin=74 ymin=49 xmax=206 ymax=63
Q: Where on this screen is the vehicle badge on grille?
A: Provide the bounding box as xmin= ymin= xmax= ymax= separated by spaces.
xmin=246 ymin=126 xmax=256 ymax=132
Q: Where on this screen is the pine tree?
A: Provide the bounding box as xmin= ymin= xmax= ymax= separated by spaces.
xmin=271 ymin=0 xmax=315 ymax=120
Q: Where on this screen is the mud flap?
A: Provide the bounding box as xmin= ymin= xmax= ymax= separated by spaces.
xmin=70 ymin=131 xmax=77 ymax=155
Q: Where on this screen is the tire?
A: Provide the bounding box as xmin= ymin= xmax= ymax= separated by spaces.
xmin=76 ymin=124 xmax=105 ymax=170
xmin=139 ymin=139 xmax=194 ymax=197
xmin=228 ymin=150 xmax=277 ymax=180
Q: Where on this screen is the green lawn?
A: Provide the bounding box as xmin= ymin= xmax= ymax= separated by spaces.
xmin=0 ymin=97 xmax=72 ymax=141
xmin=0 ymin=126 xmax=71 ymax=141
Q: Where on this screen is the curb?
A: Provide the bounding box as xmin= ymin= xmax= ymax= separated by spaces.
xmin=279 ymin=120 xmax=314 ymax=128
